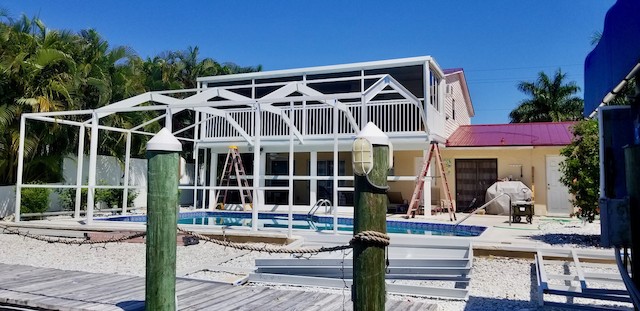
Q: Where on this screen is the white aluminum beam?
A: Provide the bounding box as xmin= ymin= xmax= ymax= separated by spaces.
xmin=363 ymin=75 xmax=429 ymax=135
xmin=74 ymin=126 xmax=85 ymax=218
xmin=14 ymin=115 xmax=26 ymax=222
xmin=219 ymin=87 xmax=304 ymax=143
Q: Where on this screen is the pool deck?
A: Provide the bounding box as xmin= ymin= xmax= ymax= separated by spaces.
xmin=0 ymin=263 xmax=436 ymax=311
xmin=2 ymin=211 xmax=608 ymax=258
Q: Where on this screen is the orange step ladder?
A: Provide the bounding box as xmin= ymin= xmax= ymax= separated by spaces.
xmin=215 ymin=146 xmax=253 ymax=210
xmin=405 ymin=142 xmax=457 ymax=221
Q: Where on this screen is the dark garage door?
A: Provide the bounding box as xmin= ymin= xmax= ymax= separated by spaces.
xmin=455 ymin=159 xmax=498 ymax=213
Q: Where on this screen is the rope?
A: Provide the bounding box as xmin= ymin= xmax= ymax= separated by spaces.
xmin=177 ymin=227 xmax=388 ymax=254
xmin=0 ymin=225 xmax=147 ymax=245
xmin=0 ymin=223 xmax=390 ymax=253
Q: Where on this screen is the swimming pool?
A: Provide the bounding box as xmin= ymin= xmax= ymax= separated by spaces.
xmin=104 ymin=211 xmax=486 ymax=237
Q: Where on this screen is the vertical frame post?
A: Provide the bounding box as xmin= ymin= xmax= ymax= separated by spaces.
xmin=252 ymin=103 xmax=261 ymax=231
xmin=86 ymin=112 xmax=99 ymax=224
xmin=288 ymin=101 xmax=294 ymax=238
xmin=14 ymin=115 xmax=27 ymax=222
xmin=333 ymin=101 xmax=339 ymax=234
xmin=122 ymin=131 xmax=132 ymax=215
xmin=74 ymin=125 xmax=86 ymax=218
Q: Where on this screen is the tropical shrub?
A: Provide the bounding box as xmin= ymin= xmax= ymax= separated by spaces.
xmin=559 ymin=120 xmax=599 ymax=222
xmin=20 ymin=185 xmax=51 ymax=214
xmin=56 ymin=187 xmax=87 ymax=211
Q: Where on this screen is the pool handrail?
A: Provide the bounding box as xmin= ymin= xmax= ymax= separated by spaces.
xmin=454 ymin=193 xmax=512 ymax=226
xmin=308 ymin=199 xmax=332 ymax=216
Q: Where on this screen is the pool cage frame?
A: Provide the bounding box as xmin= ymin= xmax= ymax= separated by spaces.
xmin=15 ymin=57 xmax=441 ymax=237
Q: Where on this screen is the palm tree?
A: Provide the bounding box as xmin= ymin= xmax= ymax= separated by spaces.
xmin=509 ymin=69 xmax=584 ymax=123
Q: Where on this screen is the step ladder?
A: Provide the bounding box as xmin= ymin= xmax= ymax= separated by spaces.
xmin=215 ymin=146 xmax=253 ymax=210
xmin=405 ymin=142 xmax=457 ymax=221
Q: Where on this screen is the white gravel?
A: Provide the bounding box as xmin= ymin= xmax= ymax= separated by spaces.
xmin=0 ymin=220 xmax=631 ymax=311
xmin=530 ymin=219 xmax=603 ymax=248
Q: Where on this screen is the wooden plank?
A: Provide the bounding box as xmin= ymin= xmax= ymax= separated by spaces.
xmin=11 ymin=270 xmax=104 ymax=293
xmin=214 ymin=287 xmax=273 ymax=311
xmin=182 ymin=284 xmax=253 ymax=310
xmin=179 ymin=283 xmax=248 ymax=310
xmin=86 ymin=278 xmax=146 ymax=303
xmin=266 ymin=290 xmax=319 ymax=310
xmin=240 ymin=290 xmax=303 ymax=311
xmin=0 ymin=263 xmax=434 ymax=311
xmin=34 ymin=275 xmax=141 ymax=310
xmin=54 ymin=274 xmax=138 ymax=299
xmin=297 ymin=291 xmax=346 ymax=311
xmin=0 ymin=269 xmax=69 ymax=289
xmin=51 ymin=275 xmax=139 ymax=302
xmin=0 ymin=264 xmax=41 ymax=281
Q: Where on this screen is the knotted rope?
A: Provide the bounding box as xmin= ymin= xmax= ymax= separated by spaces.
xmin=0 ymin=223 xmax=390 ymax=253
xmin=177 ymin=227 xmax=390 ymax=254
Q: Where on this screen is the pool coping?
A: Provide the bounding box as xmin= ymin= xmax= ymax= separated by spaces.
xmin=99 ymin=211 xmax=488 ymax=237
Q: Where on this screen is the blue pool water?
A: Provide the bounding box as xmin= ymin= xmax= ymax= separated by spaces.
xmin=104 ymin=211 xmax=486 ymax=237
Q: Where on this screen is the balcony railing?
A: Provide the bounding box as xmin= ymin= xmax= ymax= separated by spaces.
xmin=201 ymin=99 xmax=427 ymax=142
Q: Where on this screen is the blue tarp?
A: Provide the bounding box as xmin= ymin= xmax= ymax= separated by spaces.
xmin=584 ymin=0 xmax=640 ymax=116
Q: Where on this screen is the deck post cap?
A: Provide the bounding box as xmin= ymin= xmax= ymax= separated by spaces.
xmin=357 ymin=122 xmax=390 ymax=146
xmin=147 ymin=128 xmax=182 ymax=152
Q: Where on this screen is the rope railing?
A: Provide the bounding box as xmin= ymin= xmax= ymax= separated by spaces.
xmin=0 ymin=224 xmax=389 ymax=254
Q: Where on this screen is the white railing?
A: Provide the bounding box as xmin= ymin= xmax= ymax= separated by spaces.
xmin=364 ymin=100 xmax=424 ymax=133
xmin=202 ymin=100 xmax=427 ymax=141
xmin=204 ymin=110 xmax=254 ymax=139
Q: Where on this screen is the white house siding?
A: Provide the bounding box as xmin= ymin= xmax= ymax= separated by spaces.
xmin=444 ymin=76 xmax=471 ymax=138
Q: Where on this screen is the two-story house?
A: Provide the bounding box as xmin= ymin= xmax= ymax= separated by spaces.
xmin=192 ymin=56 xmax=474 ymax=214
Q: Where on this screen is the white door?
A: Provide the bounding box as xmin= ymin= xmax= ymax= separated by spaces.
xmin=546 ymin=156 xmax=572 ymax=215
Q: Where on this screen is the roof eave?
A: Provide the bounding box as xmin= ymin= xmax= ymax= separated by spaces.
xmin=444 ymin=70 xmax=474 ymax=117
xmin=197 ymin=56 xmax=435 ymax=83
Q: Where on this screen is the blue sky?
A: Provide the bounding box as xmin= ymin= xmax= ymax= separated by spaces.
xmin=1 ymin=1 xmax=615 ymax=124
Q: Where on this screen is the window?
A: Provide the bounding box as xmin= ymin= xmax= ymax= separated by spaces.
xmin=317 ymin=160 xmax=349 ymax=205
xmin=429 ymin=73 xmax=441 ymax=111
xmin=452 ymin=99 xmax=456 ymax=120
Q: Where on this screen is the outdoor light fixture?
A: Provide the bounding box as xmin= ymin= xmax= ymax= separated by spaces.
xmin=352 ymin=137 xmax=374 ymax=176
xmin=352 ymin=122 xmax=393 ymax=189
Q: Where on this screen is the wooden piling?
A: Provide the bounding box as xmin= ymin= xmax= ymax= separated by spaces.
xmin=145 ymin=128 xmax=181 ymax=311
xmin=353 ymin=145 xmax=388 ymax=311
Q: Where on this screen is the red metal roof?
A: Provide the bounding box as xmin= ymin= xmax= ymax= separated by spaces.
xmin=446 ymin=122 xmax=576 ymax=147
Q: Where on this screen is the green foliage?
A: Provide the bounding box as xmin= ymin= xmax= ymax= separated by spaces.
xmin=95 ymin=186 xmax=138 ymax=209
xmin=559 ymin=119 xmax=600 ymax=222
xmin=510 ymin=69 xmax=584 ymax=123
xmin=56 ymin=187 xmax=87 ymax=211
xmin=20 ymin=185 xmax=51 ymax=214
xmin=57 ymin=185 xmax=138 ymax=210
xmin=0 ymin=14 xmax=261 ymax=186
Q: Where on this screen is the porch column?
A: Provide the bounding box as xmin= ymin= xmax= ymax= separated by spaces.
xmin=259 ymin=150 xmax=267 ymax=207
xmin=208 ymin=151 xmax=217 ymax=210
xmin=201 ymin=149 xmax=208 ymax=209
xmin=252 ymin=103 xmax=261 ymax=231
xmin=310 ymin=151 xmax=318 ymax=205
xmin=422 ymin=149 xmax=432 ymax=217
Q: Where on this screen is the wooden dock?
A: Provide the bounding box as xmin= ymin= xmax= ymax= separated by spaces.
xmin=0 ymin=263 xmax=436 ymax=310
